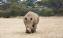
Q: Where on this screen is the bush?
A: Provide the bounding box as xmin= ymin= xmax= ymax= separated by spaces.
xmin=39 ymin=8 xmax=54 ymax=16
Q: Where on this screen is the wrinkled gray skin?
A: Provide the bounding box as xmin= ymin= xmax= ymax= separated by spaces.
xmin=24 ymin=11 xmax=39 ymax=33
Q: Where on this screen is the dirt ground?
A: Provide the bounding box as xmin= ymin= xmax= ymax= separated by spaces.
xmin=0 ymin=16 xmax=63 ymax=38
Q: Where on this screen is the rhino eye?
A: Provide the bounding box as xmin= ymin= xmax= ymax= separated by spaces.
xmin=30 ymin=18 xmax=32 ymax=20
xmin=25 ymin=18 xmax=27 ymax=20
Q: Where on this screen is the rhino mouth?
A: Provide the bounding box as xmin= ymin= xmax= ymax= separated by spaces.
xmin=26 ymin=28 xmax=31 ymax=33
xmin=26 ymin=29 xmax=35 ymax=33
xmin=26 ymin=27 xmax=35 ymax=33
xmin=26 ymin=30 xmax=31 ymax=33
xmin=26 ymin=24 xmax=36 ymax=33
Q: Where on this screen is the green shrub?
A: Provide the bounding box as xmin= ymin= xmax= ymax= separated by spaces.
xmin=39 ymin=8 xmax=54 ymax=16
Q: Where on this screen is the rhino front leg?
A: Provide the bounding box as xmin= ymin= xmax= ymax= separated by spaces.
xmin=31 ymin=24 xmax=37 ymax=33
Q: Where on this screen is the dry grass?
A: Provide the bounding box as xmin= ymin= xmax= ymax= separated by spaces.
xmin=0 ymin=16 xmax=63 ymax=38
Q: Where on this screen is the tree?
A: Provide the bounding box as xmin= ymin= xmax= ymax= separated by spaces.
xmin=26 ymin=0 xmax=35 ymax=7
xmin=44 ymin=0 xmax=63 ymax=15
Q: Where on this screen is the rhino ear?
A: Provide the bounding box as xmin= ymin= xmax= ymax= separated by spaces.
xmin=25 ymin=18 xmax=27 ymax=20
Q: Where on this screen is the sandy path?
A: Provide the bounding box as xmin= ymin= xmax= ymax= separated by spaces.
xmin=0 ymin=17 xmax=63 ymax=38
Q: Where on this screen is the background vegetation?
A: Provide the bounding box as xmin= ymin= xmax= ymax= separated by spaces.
xmin=0 ymin=0 xmax=63 ymax=18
